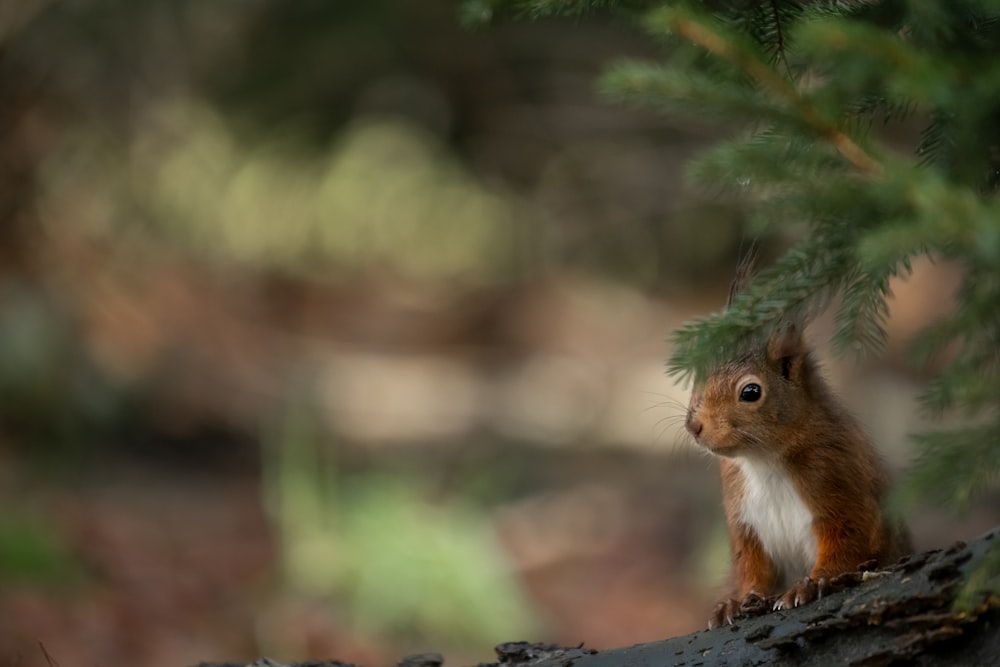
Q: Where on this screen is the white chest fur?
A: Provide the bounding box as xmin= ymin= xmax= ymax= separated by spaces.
xmin=736 ymin=457 xmax=817 ymax=582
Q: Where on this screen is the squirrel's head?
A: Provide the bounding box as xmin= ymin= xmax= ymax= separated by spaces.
xmin=684 ymin=245 xmax=823 ymax=458
xmin=685 ymin=322 xmax=819 ymax=458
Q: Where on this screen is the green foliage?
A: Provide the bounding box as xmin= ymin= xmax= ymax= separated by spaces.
xmin=0 ymin=510 xmax=83 ymax=586
xmin=262 ymin=392 xmax=539 ymax=651
xmin=956 ymin=533 xmax=1000 ymax=612
xmin=468 ymin=0 xmax=1000 ymax=553
xmin=40 ymin=108 xmax=516 ymax=284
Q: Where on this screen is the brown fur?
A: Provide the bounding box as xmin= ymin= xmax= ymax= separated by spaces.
xmin=686 ymin=318 xmax=910 ymax=626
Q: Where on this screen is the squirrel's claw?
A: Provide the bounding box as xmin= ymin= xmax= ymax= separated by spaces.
xmin=707 ymin=598 xmax=740 ymax=629
xmin=774 ymin=577 xmax=819 ymax=611
xmin=708 ymin=591 xmax=773 ymax=629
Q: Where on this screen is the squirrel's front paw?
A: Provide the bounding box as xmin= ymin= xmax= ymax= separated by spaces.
xmin=708 ymin=592 xmax=770 ymax=629
xmin=773 ymin=577 xmax=826 ymax=610
xmin=708 ymin=598 xmax=740 ymax=629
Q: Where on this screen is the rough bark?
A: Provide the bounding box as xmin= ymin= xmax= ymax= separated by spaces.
xmin=196 ymin=526 xmax=1000 ymax=667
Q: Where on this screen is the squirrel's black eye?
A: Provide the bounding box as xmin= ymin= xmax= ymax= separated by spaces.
xmin=739 ymin=383 xmax=762 ymax=402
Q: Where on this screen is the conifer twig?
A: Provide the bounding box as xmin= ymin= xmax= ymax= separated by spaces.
xmin=668 ymin=14 xmax=884 ymax=178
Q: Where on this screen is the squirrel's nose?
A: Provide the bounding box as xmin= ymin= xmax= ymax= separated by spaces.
xmin=685 ymin=413 xmax=703 ymax=438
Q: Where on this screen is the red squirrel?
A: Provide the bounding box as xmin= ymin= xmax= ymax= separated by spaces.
xmin=684 ymin=256 xmax=911 ymax=629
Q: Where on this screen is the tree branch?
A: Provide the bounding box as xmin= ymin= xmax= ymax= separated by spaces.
xmin=668 ymin=14 xmax=884 ymax=178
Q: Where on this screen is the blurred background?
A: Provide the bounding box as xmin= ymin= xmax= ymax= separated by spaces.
xmin=0 ymin=1 xmax=997 ymax=666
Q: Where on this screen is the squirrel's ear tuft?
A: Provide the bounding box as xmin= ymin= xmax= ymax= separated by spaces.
xmin=727 ymin=242 xmax=758 ymax=307
xmin=767 ymin=322 xmax=807 ymax=381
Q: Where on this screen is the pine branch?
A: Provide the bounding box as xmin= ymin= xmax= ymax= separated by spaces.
xmin=832 ymin=263 xmax=895 ymax=356
xmin=668 ymin=231 xmax=852 ymax=382
xmin=767 ymin=0 xmax=788 ymax=66
xmin=686 ymin=130 xmax=854 ymax=191
xmin=601 ymin=60 xmax=798 ymax=126
xmin=652 ymin=9 xmax=884 ymax=177
xmin=901 ymin=419 xmax=1000 ymax=511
